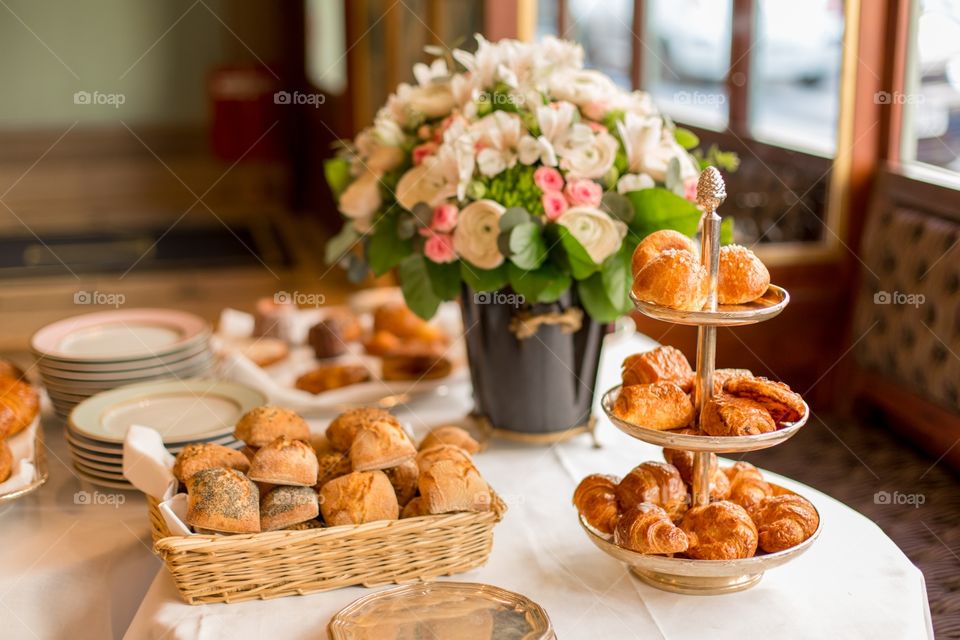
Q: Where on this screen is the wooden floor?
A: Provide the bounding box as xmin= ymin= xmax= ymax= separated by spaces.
xmin=742 ymin=413 xmax=960 ymax=638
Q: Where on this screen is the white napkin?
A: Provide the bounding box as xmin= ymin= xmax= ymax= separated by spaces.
xmin=159 ymin=494 xmax=193 ymax=536
xmin=0 ymin=417 xmax=39 ymax=495
xmin=122 ymin=425 xmax=177 ymax=501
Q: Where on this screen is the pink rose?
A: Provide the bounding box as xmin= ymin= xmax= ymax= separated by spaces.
xmin=424 ymin=233 xmax=457 ymax=263
xmin=534 ymin=166 xmax=564 ymax=193
xmin=412 ymin=142 xmax=437 ymax=166
xmin=582 ymin=101 xmax=609 ymax=121
xmin=431 ymin=203 xmax=458 ymax=233
xmin=683 ymin=176 xmax=698 ymax=202
xmin=417 ymin=124 xmax=432 ymax=140
xmin=586 ymin=121 xmax=608 ymax=133
xmin=564 ymin=179 xmax=603 ymax=208
xmin=542 ymin=191 xmax=568 ymax=221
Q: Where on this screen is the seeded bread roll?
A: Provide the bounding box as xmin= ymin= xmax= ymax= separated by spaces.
xmin=248 ymin=436 xmax=319 ymax=486
xmin=319 ymin=470 xmax=399 ymax=525
xmin=234 ymin=406 xmax=310 ymax=448
xmin=260 ymin=485 xmax=320 ymax=531
xmin=185 ymin=467 xmax=260 ymax=534
xmin=173 ymin=443 xmax=250 ymax=483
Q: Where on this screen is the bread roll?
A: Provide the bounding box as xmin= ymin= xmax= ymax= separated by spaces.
xmin=679 ymin=501 xmax=758 ymax=560
xmin=326 ymin=407 xmax=400 ymax=452
xmin=750 ymin=494 xmax=819 ymax=552
xmin=401 ymin=496 xmax=429 ymax=519
xmin=419 ymin=425 xmax=480 ymax=454
xmin=718 ymin=244 xmax=769 ymax=304
xmin=173 ymin=443 xmax=250 ymax=483
xmin=631 ymin=230 xmax=697 ymax=277
xmin=615 ymin=503 xmax=689 ymax=554
xmin=315 ymin=450 xmax=351 ymax=490
xmin=612 ymin=382 xmax=694 ymax=431
xmin=234 ymin=406 xmax=310 ymax=448
xmin=349 ymin=419 xmax=417 ymax=471
xmin=418 ymin=459 xmax=490 ymax=514
xmin=0 ymin=377 xmax=39 ymax=439
xmin=260 ymin=485 xmax=320 ymax=531
xmin=383 ymin=459 xmax=419 ymax=506
xmin=248 ymin=436 xmax=319 ymax=487
xmin=573 ymin=474 xmax=620 ymax=535
xmin=185 ymin=467 xmax=260 ymax=534
xmin=632 ymin=249 xmax=708 ymax=311
xmin=621 ymin=346 xmax=694 ymax=392
xmin=319 ymin=470 xmax=399 ymax=525
xmin=415 ymin=444 xmax=473 ymax=474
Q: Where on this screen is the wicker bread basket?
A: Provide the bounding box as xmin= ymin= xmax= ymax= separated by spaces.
xmin=147 ymin=493 xmax=507 ymax=604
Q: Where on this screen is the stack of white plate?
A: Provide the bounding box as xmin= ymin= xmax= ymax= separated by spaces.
xmin=31 ymin=309 xmax=215 ymax=418
xmin=66 ymin=379 xmax=265 ymax=489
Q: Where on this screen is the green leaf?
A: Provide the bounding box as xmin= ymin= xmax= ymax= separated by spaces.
xmin=625 ymin=187 xmax=702 ymax=238
xmin=398 ymin=254 xmax=441 ymax=319
xmin=368 ymin=213 xmax=413 ymax=276
xmin=460 ymin=262 xmax=508 ymax=292
xmin=721 ymin=216 xmax=735 ymax=244
xmin=674 ymin=127 xmax=700 ymax=150
xmin=577 ymin=273 xmax=620 ymax=323
xmin=324 ymin=158 xmax=352 ymax=199
xmin=600 ymin=192 xmax=635 ymax=224
xmin=601 ymin=247 xmax=631 ymax=313
xmin=425 ymin=260 xmax=461 ymax=301
xmin=324 ymin=225 xmax=359 ymax=265
xmin=507 ymin=262 xmax=571 ymax=304
xmin=507 ymin=222 xmax=548 ymax=270
xmin=548 ymin=225 xmax=600 ymax=280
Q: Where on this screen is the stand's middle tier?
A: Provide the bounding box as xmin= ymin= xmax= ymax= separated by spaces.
xmin=630 ymin=285 xmax=790 ymax=327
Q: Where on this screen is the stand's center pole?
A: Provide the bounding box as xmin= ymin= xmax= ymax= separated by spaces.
xmin=692 ymin=168 xmax=725 ymax=507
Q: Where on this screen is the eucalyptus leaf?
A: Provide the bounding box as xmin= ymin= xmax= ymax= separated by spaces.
xmin=346 ymin=254 xmax=369 ymax=283
xmin=508 ymin=222 xmax=548 ymax=270
xmin=324 ymin=225 xmax=359 ymax=265
xmin=460 ymin=262 xmax=508 ymax=292
xmin=500 ymin=207 xmax=532 ymax=233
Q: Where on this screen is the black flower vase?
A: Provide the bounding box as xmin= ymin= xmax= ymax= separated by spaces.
xmin=460 ymin=285 xmax=606 ymax=435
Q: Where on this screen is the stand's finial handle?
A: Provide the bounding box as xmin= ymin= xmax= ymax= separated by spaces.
xmin=696 ymin=167 xmax=726 ymax=213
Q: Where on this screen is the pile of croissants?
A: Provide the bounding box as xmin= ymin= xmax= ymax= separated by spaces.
xmin=574 ymin=453 xmax=819 ymax=560
xmin=0 ymin=361 xmax=40 ymax=484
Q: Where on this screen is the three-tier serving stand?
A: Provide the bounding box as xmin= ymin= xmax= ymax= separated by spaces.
xmin=580 ymin=168 xmax=821 ymax=595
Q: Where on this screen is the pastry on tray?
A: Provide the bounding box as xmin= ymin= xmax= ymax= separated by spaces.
xmin=700 ymin=394 xmax=776 ymax=437
xmin=294 ymin=364 xmax=370 ymax=394
xmin=0 ymin=375 xmax=40 ymax=440
xmin=632 ymin=249 xmax=708 ymax=312
xmin=307 ymin=310 xmax=362 ymax=359
xmin=722 ymin=376 xmax=805 ymax=424
xmin=380 ymin=354 xmax=452 ymax=381
xmin=612 ymin=381 xmax=694 ymax=431
xmin=574 ymin=460 xmax=817 ymax=558
xmin=718 ymin=244 xmax=771 ymax=305
xmin=364 ymin=302 xmax=449 ymax=357
xmin=0 ymin=439 xmax=12 ymax=483
xmin=631 ymin=230 xmax=698 ymax=278
xmin=621 ymin=346 xmax=694 ymax=393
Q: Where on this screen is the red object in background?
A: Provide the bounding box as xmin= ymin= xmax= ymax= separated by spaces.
xmin=208 ymin=66 xmax=283 ymax=161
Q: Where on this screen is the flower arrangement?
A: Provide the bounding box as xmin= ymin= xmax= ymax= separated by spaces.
xmin=325 ymin=35 xmax=737 ymax=321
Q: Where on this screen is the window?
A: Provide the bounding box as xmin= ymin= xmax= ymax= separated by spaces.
xmin=901 ymin=0 xmax=960 ymax=172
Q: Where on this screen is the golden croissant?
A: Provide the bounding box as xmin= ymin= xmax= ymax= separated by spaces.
xmin=616 ymin=461 xmax=688 ymax=519
xmin=573 ymin=474 xmax=620 ymax=535
xmin=751 ymin=494 xmax=820 ymax=552
xmin=723 ymin=461 xmax=773 ymax=511
xmin=680 ymin=501 xmax=758 ymax=560
xmin=615 ymin=503 xmax=688 ymax=555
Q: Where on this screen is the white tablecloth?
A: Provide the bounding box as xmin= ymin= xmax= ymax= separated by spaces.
xmin=0 ymin=331 xmax=934 ymax=639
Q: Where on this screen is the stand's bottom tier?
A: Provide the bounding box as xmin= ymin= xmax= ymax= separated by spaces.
xmin=630 ymin=567 xmax=762 ymax=595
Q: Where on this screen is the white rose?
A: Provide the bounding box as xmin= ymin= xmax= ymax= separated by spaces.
xmin=365 ymin=145 xmax=404 ymax=173
xmin=406 ymin=82 xmax=455 ymax=119
xmin=617 ymin=173 xmax=655 ymax=194
xmin=561 ymin=131 xmax=619 ymax=180
xmin=453 ymin=199 xmax=505 ymax=269
xmin=395 ymin=163 xmax=456 ymax=210
xmin=557 ymin=206 xmax=627 ymax=264
xmin=338 ymin=171 xmax=382 ymax=227
xmin=548 ymin=69 xmax=617 ymax=108
xmin=642 ymin=137 xmax=698 ymax=184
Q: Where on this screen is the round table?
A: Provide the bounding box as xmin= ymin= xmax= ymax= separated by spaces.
xmin=0 ymin=331 xmax=934 ymax=639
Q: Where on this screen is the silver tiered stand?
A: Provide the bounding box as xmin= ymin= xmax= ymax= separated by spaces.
xmin=583 ymin=167 xmax=821 ymax=595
